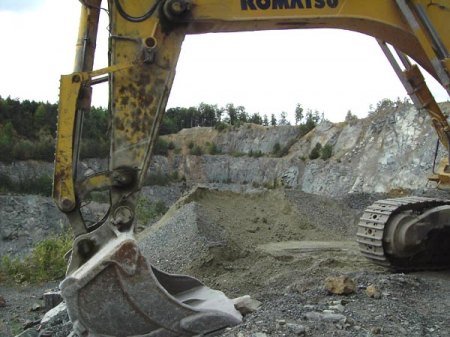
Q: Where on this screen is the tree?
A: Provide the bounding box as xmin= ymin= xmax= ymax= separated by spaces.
xmin=263 ymin=114 xmax=269 ymax=126
xmin=225 ymin=103 xmax=238 ymax=125
xmin=299 ymin=109 xmax=321 ymax=136
xmin=320 ymin=144 xmax=333 ymax=160
xmin=309 ymin=142 xmax=322 ymax=160
xmin=279 ymin=111 xmax=289 ymax=126
xmin=369 ymin=98 xmax=396 ymax=116
xmin=237 ymin=105 xmax=248 ymax=123
xmin=295 ymin=103 xmax=304 ymax=125
xmin=345 ymin=110 xmax=358 ymax=123
xmin=249 ymin=113 xmax=263 ymax=125
xmin=34 ymin=103 xmax=48 ymax=129
xmin=270 ymin=114 xmax=277 ymax=126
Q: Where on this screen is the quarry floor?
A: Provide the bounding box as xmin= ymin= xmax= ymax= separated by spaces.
xmin=1 ymin=186 xmax=450 ymax=337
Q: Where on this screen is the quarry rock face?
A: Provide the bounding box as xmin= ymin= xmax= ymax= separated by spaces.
xmin=1 ymin=103 xmax=448 ymax=197
xmin=153 ymin=102 xmax=448 ymax=196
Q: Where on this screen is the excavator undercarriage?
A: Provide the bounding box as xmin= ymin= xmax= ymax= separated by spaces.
xmin=53 ymin=0 xmax=450 ymax=336
xmin=357 ymin=197 xmax=450 ymax=271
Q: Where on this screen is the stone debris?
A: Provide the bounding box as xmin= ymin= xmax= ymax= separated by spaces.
xmin=43 ymin=291 xmax=63 ymax=311
xmin=41 ymin=302 xmax=67 ymax=325
xmin=286 ymin=323 xmax=306 ymax=335
xmin=304 ymin=311 xmax=347 ymax=323
xmin=30 ymin=302 xmax=42 ymax=312
xmin=232 ymin=295 xmax=262 ymax=315
xmin=366 ymin=284 xmax=382 ymax=299
xmin=23 ymin=319 xmax=41 ymax=329
xmin=324 ymin=275 xmax=356 ymax=295
xmin=328 ymin=303 xmax=345 ymax=312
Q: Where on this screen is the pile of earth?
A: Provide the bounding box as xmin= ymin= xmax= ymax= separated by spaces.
xmin=1 ymin=186 xmax=449 ymax=337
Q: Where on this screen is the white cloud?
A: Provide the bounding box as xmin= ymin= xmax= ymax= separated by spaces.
xmin=0 ymin=0 xmax=45 ymax=12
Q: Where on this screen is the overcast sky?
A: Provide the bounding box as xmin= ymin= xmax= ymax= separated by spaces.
xmin=1 ymin=0 xmax=448 ymax=123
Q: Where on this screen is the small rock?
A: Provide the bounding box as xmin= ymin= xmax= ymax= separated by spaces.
xmin=305 ymin=311 xmax=346 ymax=323
xmin=250 ymin=333 xmax=267 ymax=337
xmin=0 ymin=295 xmax=6 ymax=307
xmin=30 ymin=302 xmax=42 ymax=311
xmin=23 ymin=319 xmax=41 ymax=329
xmin=276 ymin=319 xmax=286 ymax=326
xmin=322 ymin=313 xmax=347 ymax=323
xmin=43 ymin=291 xmax=63 ymax=311
xmin=324 ymin=276 xmax=356 ymax=295
xmin=329 ymin=303 xmax=345 ymax=312
xmin=41 ymin=302 xmax=67 ymax=325
xmin=371 ymin=327 xmax=382 ymax=334
xmin=286 ymin=323 xmax=306 ymax=335
xmin=232 ymin=295 xmax=262 ymax=315
xmin=366 ymin=285 xmax=382 ymax=299
xmin=15 ymin=328 xmax=39 ymax=337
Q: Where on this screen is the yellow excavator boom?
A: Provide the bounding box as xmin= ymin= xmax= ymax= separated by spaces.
xmin=53 ymin=1 xmax=450 ymax=336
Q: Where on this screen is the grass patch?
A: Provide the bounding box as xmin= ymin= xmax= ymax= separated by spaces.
xmin=0 ymin=231 xmax=72 ymax=284
xmin=135 ymin=197 xmax=168 ymax=225
xmin=0 ymin=173 xmax=52 ymax=196
xmin=191 ymin=145 xmax=203 ymax=156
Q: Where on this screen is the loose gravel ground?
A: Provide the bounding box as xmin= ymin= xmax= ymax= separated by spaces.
xmin=1 ymin=186 xmax=450 ymax=337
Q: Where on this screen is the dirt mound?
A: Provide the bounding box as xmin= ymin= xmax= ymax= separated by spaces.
xmin=139 ymin=187 xmax=367 ymax=297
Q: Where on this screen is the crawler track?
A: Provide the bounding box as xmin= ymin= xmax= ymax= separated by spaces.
xmin=357 ymin=196 xmax=450 ymax=271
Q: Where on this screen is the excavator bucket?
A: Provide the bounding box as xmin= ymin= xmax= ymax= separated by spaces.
xmin=60 ymin=235 xmax=242 ymax=337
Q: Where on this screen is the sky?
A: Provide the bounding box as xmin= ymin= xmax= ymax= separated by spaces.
xmin=0 ymin=0 xmax=448 ymax=123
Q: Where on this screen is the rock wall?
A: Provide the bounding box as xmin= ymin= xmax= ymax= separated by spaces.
xmin=1 ymin=102 xmax=449 ymax=198
xmin=156 ymin=102 xmax=449 ymax=196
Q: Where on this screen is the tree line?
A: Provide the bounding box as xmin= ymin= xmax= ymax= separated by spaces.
xmin=0 ymin=96 xmax=324 ymax=162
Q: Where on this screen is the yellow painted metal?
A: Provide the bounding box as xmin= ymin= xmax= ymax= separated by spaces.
xmin=107 ymin=0 xmax=185 ymax=197
xmin=53 ymin=74 xmax=82 ymax=213
xmin=53 ymin=63 xmax=135 ymax=213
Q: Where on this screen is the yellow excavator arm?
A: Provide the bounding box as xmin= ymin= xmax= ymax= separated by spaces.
xmin=54 ymin=1 xmax=450 ymax=336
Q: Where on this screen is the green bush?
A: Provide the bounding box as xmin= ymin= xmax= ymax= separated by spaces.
xmin=215 ymin=122 xmax=228 ymax=132
xmin=309 ymin=143 xmax=322 ymax=160
xmin=191 ymin=145 xmax=203 ymax=156
xmin=135 ymin=197 xmax=168 ymax=225
xmin=144 ymin=172 xmax=171 ymax=186
xmin=0 ymin=174 xmax=52 ymax=196
xmin=249 ymin=150 xmax=263 ymax=158
xmin=80 ymin=138 xmax=109 ymax=159
xmin=207 ymin=142 xmax=220 ymax=155
xmin=272 ymin=142 xmax=281 ymax=155
xmin=321 ymin=144 xmax=333 ymax=160
xmin=0 ymin=174 xmax=14 ymax=192
xmin=154 ymin=138 xmax=169 ymax=156
xmin=272 ymin=141 xmax=291 ymax=158
xmin=0 ymin=232 xmax=72 ymax=283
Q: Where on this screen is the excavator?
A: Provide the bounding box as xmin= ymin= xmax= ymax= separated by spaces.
xmin=53 ymin=0 xmax=450 ymax=336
